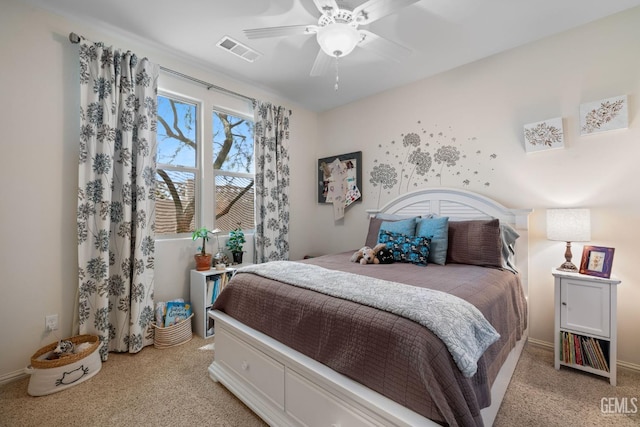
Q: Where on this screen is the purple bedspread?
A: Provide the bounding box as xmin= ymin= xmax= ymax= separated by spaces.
xmin=213 ymin=252 xmax=527 ymax=426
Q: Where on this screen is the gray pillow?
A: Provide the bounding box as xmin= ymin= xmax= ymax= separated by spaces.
xmin=500 ymin=222 xmax=520 ymax=273
xmin=365 ymin=217 xmax=388 ymax=247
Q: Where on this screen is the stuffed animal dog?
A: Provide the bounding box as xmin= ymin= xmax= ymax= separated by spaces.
xmin=350 ymin=243 xmax=386 ymax=265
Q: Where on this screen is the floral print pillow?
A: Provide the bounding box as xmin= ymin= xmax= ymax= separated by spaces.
xmin=378 ymin=230 xmax=431 ymax=266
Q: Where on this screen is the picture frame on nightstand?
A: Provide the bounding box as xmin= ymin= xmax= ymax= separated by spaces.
xmin=579 ymin=245 xmax=615 ymax=278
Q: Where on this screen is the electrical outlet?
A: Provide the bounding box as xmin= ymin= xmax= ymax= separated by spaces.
xmin=45 ymin=314 xmax=58 ymax=331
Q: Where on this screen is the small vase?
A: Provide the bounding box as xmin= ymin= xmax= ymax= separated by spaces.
xmin=194 ymin=253 xmax=212 ymax=271
xmin=232 ymin=251 xmax=244 ymax=264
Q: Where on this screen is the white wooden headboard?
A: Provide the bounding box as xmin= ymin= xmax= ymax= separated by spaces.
xmin=366 ymin=187 xmax=533 ymax=297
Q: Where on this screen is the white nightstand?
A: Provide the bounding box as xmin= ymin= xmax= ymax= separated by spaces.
xmin=553 ymin=268 xmax=621 ymax=385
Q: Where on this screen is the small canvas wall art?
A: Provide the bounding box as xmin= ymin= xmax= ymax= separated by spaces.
xmin=523 ymin=117 xmax=564 ymax=153
xmin=580 ymin=95 xmax=628 ymax=135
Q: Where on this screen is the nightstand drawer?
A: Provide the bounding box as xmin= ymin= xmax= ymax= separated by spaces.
xmin=560 ymin=278 xmax=610 ymax=338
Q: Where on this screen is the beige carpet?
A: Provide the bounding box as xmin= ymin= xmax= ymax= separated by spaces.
xmin=1 ymin=337 xmax=638 ymax=426
xmin=0 ymin=337 xmax=265 ymax=427
xmin=494 ymin=344 xmax=640 ymax=427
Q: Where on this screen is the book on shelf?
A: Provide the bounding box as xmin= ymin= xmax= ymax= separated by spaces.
xmin=220 ymin=272 xmax=229 ymax=292
xmin=573 ymin=334 xmax=583 ymax=366
xmin=562 ymin=331 xmax=576 ymax=364
xmin=593 ymin=338 xmax=609 ymax=372
xmin=206 ymin=279 xmax=214 ymax=306
xmin=581 ymin=336 xmax=594 ymax=369
xmin=571 ymin=333 xmax=576 ymax=364
xmin=588 ymin=337 xmax=601 ymax=370
xmin=213 ymin=276 xmax=220 ymax=304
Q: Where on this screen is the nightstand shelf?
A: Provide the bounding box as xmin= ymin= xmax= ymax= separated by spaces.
xmin=553 ymin=269 xmax=621 ymax=385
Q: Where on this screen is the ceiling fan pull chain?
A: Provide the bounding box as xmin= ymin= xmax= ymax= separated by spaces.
xmin=334 ymin=55 xmax=340 ymax=91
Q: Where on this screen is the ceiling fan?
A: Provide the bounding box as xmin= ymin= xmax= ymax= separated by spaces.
xmin=244 ymin=0 xmax=419 ymax=80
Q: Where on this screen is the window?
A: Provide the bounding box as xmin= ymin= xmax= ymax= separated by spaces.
xmin=213 ymin=110 xmax=254 ymax=232
xmin=156 ymin=94 xmax=198 ymax=235
xmin=155 ymin=90 xmax=255 ymax=236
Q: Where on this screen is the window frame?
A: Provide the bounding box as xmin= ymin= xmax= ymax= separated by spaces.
xmin=155 ymin=82 xmax=255 ymax=239
xmin=155 ymin=90 xmax=203 ymax=239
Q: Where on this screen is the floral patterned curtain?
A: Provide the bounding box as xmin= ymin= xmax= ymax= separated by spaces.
xmin=253 ymin=102 xmax=291 ymax=263
xmin=76 ymin=39 xmax=158 ymax=360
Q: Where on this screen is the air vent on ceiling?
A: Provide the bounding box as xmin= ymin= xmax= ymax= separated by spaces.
xmin=216 ymin=36 xmax=261 ymax=63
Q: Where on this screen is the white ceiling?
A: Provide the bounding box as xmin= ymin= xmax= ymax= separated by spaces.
xmin=25 ymin=0 xmax=640 ymax=112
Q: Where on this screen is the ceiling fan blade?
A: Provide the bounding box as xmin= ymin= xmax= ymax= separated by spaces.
xmin=244 ymin=24 xmax=318 ymax=39
xmin=352 ymin=0 xmax=420 ymax=25
xmin=312 ymin=0 xmax=340 ymax=15
xmin=358 ymin=30 xmax=411 ymax=63
xmin=310 ymin=48 xmax=333 ymax=76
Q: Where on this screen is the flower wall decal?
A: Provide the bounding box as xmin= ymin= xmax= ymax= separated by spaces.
xmin=402 ymin=132 xmax=421 ymax=147
xmin=369 ymin=163 xmax=398 ymax=203
xmin=407 ymin=148 xmax=432 ymax=182
xmin=580 ymin=95 xmax=628 ymax=135
xmin=523 ymin=117 xmax=564 ymax=153
xmin=368 ymin=121 xmax=497 ymax=207
xmin=434 ymin=145 xmax=461 ymax=168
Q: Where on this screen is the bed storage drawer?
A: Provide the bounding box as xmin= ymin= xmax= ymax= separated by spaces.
xmin=215 ymin=328 xmax=285 ymax=410
xmin=285 ymin=368 xmax=376 ymax=427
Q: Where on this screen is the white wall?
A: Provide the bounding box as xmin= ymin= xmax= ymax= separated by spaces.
xmin=314 ymin=8 xmax=640 ymax=367
xmin=0 ymin=0 xmax=317 ymax=380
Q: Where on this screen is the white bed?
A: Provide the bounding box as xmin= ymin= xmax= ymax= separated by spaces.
xmin=209 ymin=187 xmax=532 ymax=426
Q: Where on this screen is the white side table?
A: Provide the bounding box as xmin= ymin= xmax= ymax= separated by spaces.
xmin=190 ymin=266 xmax=238 ymax=338
xmin=553 ymin=269 xmax=621 ymax=385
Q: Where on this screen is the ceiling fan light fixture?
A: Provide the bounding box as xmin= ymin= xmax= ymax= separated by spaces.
xmin=317 ymin=23 xmax=360 ymax=58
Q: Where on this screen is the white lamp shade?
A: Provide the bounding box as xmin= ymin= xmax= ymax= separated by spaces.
xmin=547 ymin=208 xmax=591 ymax=242
xmin=317 ymin=23 xmax=360 ymax=57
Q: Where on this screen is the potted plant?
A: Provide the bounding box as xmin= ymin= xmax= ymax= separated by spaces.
xmin=192 ymin=227 xmax=213 ymax=271
xmin=226 ymin=224 xmax=246 ymax=264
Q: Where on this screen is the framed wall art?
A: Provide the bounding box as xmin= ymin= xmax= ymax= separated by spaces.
xmin=318 ymin=151 xmax=362 ymax=205
xmin=523 ymin=117 xmax=564 ymax=153
xmin=580 ymin=95 xmax=628 ymax=135
xmin=579 ymin=245 xmax=615 ymax=278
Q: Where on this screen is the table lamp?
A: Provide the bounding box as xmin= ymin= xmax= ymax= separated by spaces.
xmin=547 ymin=208 xmax=591 ymax=271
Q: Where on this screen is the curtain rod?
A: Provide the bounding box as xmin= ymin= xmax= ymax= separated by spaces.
xmin=68 ymin=32 xmax=255 ymax=104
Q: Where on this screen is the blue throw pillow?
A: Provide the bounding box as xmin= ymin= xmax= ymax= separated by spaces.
xmin=378 ymin=230 xmax=430 ymax=266
xmin=378 ymin=217 xmax=417 ymax=242
xmin=415 ymin=216 xmax=449 ymax=265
